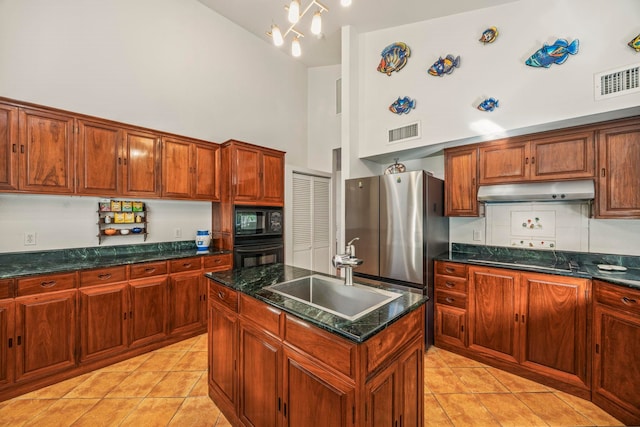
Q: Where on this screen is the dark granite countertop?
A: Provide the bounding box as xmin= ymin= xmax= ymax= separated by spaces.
xmin=205 ymin=264 xmax=427 ymax=343
xmin=438 ymin=243 xmax=640 ymax=291
xmin=0 ymin=242 xmax=231 ymax=279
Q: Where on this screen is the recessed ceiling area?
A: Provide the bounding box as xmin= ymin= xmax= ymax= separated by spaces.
xmin=197 ymin=0 xmax=521 ymax=67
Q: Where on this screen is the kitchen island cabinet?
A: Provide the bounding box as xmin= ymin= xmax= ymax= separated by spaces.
xmin=206 ymin=264 xmax=426 ymax=427
xmin=592 ymin=280 xmax=640 ymax=425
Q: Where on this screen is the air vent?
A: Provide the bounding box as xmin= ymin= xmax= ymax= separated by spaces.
xmin=595 ymin=64 xmax=640 ymax=100
xmin=388 ymin=121 xmax=420 ymax=144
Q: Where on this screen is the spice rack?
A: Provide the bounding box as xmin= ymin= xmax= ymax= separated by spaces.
xmin=97 ymin=200 xmax=148 ymax=244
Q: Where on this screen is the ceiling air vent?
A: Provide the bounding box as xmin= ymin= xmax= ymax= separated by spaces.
xmin=388 ymin=121 xmax=420 ymax=144
xmin=595 ymin=63 xmax=640 ymax=100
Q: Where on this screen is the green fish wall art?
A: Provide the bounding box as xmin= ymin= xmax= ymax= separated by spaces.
xmin=629 ymin=33 xmax=640 ymax=52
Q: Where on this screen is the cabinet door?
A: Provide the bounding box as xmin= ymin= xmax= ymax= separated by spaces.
xmin=596 ymin=122 xmax=640 ymax=218
xmin=283 ymin=348 xmax=355 ymax=427
xmin=593 ymin=305 xmax=640 ymax=425
xmin=261 ymin=151 xmax=285 ymax=205
xmin=0 ymin=300 xmax=14 ymax=388
xmin=366 ymin=363 xmax=397 ymax=427
xmin=76 ymin=119 xmax=123 ymax=196
xmin=398 ymin=341 xmax=423 ymax=427
xmin=479 ymin=140 xmax=529 ymax=184
xmin=468 ymin=267 xmax=519 ymax=363
xmin=530 ymin=132 xmax=595 ymax=180
xmin=233 ymin=145 xmax=261 ymax=202
xmin=14 ymin=290 xmax=76 ymax=383
xmin=435 ymin=304 xmax=467 ymax=349
xmin=122 ymin=129 xmax=161 ymax=197
xmin=18 ymin=108 xmax=75 ymax=193
xmin=519 ymin=273 xmax=588 ymax=388
xmin=239 ymin=322 xmax=281 ymax=427
xmin=162 ymin=137 xmax=192 ymax=199
xmin=169 ymin=272 xmax=205 ymax=336
xmin=79 ymin=282 xmax=129 ymax=363
xmin=0 ymin=103 xmax=18 ymax=191
xmin=209 ymin=306 xmax=238 ymax=409
xmin=444 ymin=147 xmax=478 ymax=216
xmin=193 ymin=142 xmax=220 ymax=201
xmin=129 ymin=277 xmax=168 ymax=348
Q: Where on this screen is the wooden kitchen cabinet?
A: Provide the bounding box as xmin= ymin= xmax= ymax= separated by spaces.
xmin=444 ymin=146 xmax=479 ymax=216
xmin=169 ymin=271 xmax=207 ymax=336
xmin=129 ymin=276 xmax=168 ymax=348
xmin=592 ymin=280 xmax=640 ymax=426
xmin=14 ymin=289 xmax=77 ymax=383
xmin=18 ymin=108 xmax=75 ymax=194
xmin=162 ymin=136 xmax=220 ymax=201
xmin=366 ymin=338 xmax=423 ymax=427
xmin=595 ymin=120 xmax=640 ymax=218
xmin=0 ymin=103 xmax=18 ymax=191
xmin=468 ymin=266 xmax=590 ymax=396
xmin=78 ymin=282 xmax=129 ymax=363
xmin=434 ymin=261 xmax=468 ymax=350
xmin=479 ymin=131 xmax=595 ymax=184
xmin=0 ymin=300 xmax=14 ymax=389
xmin=223 ymin=140 xmax=285 ymax=206
xmin=208 ymin=300 xmax=238 ymax=415
xmin=121 ymin=128 xmax=161 ymax=197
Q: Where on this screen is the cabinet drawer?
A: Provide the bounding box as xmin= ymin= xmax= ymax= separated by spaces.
xmin=169 ymin=257 xmax=202 ymax=273
xmin=240 ymin=293 xmax=281 ymax=336
xmin=0 ymin=278 xmax=14 ymax=299
xmin=130 ymin=261 xmax=168 ymax=279
xmin=209 ymin=280 xmax=238 ymax=312
xmin=435 ymin=262 xmax=467 ymax=278
xmin=17 ymin=272 xmax=77 ymax=296
xmin=435 ymin=290 xmax=467 ymax=309
xmin=80 ymin=266 xmax=127 ymax=287
xmin=595 ymin=281 xmax=640 ymax=315
xmin=203 ymin=253 xmax=232 ymax=272
xmin=435 ymin=275 xmax=468 ymax=294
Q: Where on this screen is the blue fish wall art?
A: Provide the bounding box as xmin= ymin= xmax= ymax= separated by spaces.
xmin=477 ymin=98 xmax=499 ymax=112
xmin=377 ymin=42 xmax=411 ymax=76
xmin=427 ymin=54 xmax=460 ymax=77
xmin=389 ymin=97 xmax=416 ymax=115
xmin=629 ymin=33 xmax=640 ymax=52
xmin=525 ymin=39 xmax=579 ymax=68
xmin=479 ymin=27 xmax=499 ymax=44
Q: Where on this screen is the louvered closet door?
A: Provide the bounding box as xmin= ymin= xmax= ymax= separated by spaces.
xmin=292 ymin=173 xmax=331 ymax=273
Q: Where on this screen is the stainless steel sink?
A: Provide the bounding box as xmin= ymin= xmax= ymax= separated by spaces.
xmin=265 ymin=275 xmax=401 ymax=321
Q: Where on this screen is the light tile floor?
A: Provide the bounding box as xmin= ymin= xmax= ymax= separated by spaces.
xmin=0 ymin=335 xmax=623 ymax=426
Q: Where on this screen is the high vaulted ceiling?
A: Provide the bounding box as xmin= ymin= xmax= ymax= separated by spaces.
xmin=198 ymin=0 xmax=521 ymax=67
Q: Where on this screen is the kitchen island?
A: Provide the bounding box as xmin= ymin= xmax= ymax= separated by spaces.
xmin=205 ymin=264 xmax=427 ymax=427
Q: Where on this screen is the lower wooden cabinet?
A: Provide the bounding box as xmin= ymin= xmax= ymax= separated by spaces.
xmin=208 ymin=303 xmax=238 ymax=414
xmin=434 ymin=261 xmax=468 ymax=351
xmin=592 ymin=280 xmax=640 ymax=425
xmin=14 ymin=290 xmax=77 ymax=383
xmin=0 ymin=300 xmax=14 ymax=388
xmin=129 ymin=276 xmax=169 ymax=348
xmin=169 ymin=271 xmax=207 ymax=336
xmin=435 ymin=304 xmax=466 ymax=349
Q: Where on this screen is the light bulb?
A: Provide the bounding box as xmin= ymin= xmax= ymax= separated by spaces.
xmin=288 ymin=0 xmax=300 ymax=23
xmin=311 ymin=11 xmax=322 ymax=35
xmin=271 ymin=25 xmax=284 ymax=46
xmin=291 ymin=36 xmax=301 ymax=57
xmin=340 ymin=0 xmax=352 ymax=6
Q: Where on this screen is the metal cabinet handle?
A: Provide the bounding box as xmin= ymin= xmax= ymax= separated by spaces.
xmin=445 ymin=282 xmax=455 ymax=288
xmin=218 ymin=291 xmax=225 ymax=300
xmin=183 ymin=263 xmax=192 ymax=268
xmin=144 ymin=267 xmax=156 ymax=273
xmin=445 ymin=267 xmax=455 ymax=273
xmin=98 ymin=273 xmax=112 ymax=280
xmin=445 ymin=297 xmax=455 ymax=303
xmin=622 ymin=297 xmax=637 ymax=305
xmin=40 ymin=280 xmax=56 ymax=288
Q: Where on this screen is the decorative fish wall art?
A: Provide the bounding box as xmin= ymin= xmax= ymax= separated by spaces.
xmin=377 ymin=42 xmax=411 ymax=76
xmin=389 ymin=97 xmax=416 ymax=115
xmin=479 ymin=27 xmax=499 ymax=44
xmin=525 ymin=38 xmax=579 ymax=68
xmin=427 ymin=54 xmax=460 ymax=77
xmin=477 ymin=98 xmax=499 ymax=112
xmin=629 ymin=33 xmax=640 ymax=52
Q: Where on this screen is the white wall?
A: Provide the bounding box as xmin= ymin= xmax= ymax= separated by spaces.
xmin=0 ymin=0 xmax=309 ymax=252
xmin=307 ymin=65 xmax=341 ymax=172
xmin=357 ymin=0 xmax=640 ymax=159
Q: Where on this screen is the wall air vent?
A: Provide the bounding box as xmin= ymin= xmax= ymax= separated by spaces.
xmin=595 ymin=63 xmax=640 ymax=100
xmin=387 ymin=121 xmax=420 ymax=144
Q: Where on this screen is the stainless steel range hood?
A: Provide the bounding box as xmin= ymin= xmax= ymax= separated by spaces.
xmin=477 ymin=179 xmax=595 ymax=202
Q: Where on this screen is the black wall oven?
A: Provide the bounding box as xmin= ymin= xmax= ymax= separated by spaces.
xmin=233 ymin=206 xmax=284 ymax=268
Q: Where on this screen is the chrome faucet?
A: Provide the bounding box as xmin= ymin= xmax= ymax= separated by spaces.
xmin=332 ymin=237 xmax=363 ymax=286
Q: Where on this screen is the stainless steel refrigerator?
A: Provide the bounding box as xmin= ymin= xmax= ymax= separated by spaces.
xmin=345 ymin=171 xmax=449 ymax=345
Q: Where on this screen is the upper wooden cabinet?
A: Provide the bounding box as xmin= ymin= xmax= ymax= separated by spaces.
xmin=479 ymin=131 xmax=595 ymax=184
xmin=121 ymin=129 xmax=161 ymax=197
xmin=162 ymin=137 xmax=220 ymax=201
xmin=224 ymin=140 xmax=285 ymax=206
xmin=0 ymin=103 xmax=18 ymax=191
xmin=595 ymin=120 xmax=640 ymax=218
xmin=444 ymin=146 xmax=478 ymax=216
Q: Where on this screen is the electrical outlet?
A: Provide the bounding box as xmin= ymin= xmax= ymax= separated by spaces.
xmin=174 ymin=228 xmax=182 ymax=238
xmin=473 ymin=229 xmax=482 ymax=241
xmin=24 ymin=231 xmax=36 ymax=246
